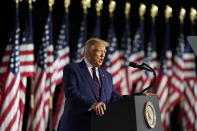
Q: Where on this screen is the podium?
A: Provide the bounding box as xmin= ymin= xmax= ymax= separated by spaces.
xmin=91 ymin=96 xmax=163 ymax=131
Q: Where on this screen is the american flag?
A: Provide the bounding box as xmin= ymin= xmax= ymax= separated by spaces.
xmin=52 ymin=11 xmax=70 ymax=130
xmin=52 ymin=85 xmax=65 ymax=130
xmin=29 ymin=11 xmax=54 ymax=131
xmin=182 ymin=38 xmax=196 ymax=131
xmin=129 ymin=19 xmax=145 ymax=93
xmin=0 ymin=7 xmax=24 ymax=131
xmin=103 ymin=16 xmax=124 ymax=95
xmin=169 ymin=24 xmax=185 ymax=109
xmin=92 ymin=14 xmax=101 ymax=38
xmin=0 ymin=84 xmax=1 ymax=105
xmin=0 ymin=9 xmax=34 ymax=77
xmin=72 ymin=12 xmax=87 ymax=63
xmin=0 ymin=7 xmax=35 ymax=130
xmin=18 ymin=6 xmax=35 ymax=131
xmin=195 ymin=77 xmax=197 ymax=131
xmin=193 ymin=24 xmax=197 ymax=131
xmin=119 ymin=16 xmax=132 ymax=95
xmin=50 ymin=13 xmax=70 ymax=95
xmin=20 ymin=8 xmax=35 ymax=78
xmin=156 ymin=19 xmax=172 ymax=131
xmin=140 ymin=19 xmax=159 ymax=92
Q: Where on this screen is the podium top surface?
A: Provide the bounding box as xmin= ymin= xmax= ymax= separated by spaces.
xmin=187 ymin=36 xmax=197 ymax=56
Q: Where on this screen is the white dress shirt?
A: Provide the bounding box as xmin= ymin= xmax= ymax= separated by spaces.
xmin=84 ymin=58 xmax=101 ymax=85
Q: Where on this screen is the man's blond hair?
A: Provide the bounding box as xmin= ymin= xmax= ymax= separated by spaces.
xmin=83 ymin=38 xmax=109 ymax=56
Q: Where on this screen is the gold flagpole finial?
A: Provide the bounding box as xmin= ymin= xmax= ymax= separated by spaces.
xmin=150 ymin=4 xmax=158 ymax=20
xmin=15 ymin=0 xmax=20 ymax=8
xmin=48 ymin=0 xmax=54 ymax=11
xmin=28 ymin=0 xmax=32 ymax=8
xmin=27 ymin=0 xmax=36 ymax=8
xmin=179 ymin=7 xmax=186 ymax=24
xmin=81 ymin=0 xmax=91 ymax=14
xmin=28 ymin=0 xmax=33 ymax=9
xmin=125 ymin=2 xmax=131 ymax=18
xmin=190 ymin=7 xmax=197 ymax=24
xmin=95 ymin=0 xmax=103 ymax=16
xmin=64 ymin=0 xmax=70 ymax=12
xmin=165 ymin=5 xmax=172 ymax=20
xmin=139 ymin=3 xmax=146 ymax=20
xmin=109 ymin=0 xmax=116 ymax=17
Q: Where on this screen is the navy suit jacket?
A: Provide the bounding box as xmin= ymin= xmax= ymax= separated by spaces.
xmin=58 ymin=60 xmax=122 ymax=131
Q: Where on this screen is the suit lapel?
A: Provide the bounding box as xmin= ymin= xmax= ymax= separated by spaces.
xmin=79 ymin=60 xmax=99 ymax=101
xmin=98 ymin=68 xmax=107 ymax=102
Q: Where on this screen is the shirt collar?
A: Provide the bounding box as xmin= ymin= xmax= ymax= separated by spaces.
xmin=84 ymin=58 xmax=98 ymax=70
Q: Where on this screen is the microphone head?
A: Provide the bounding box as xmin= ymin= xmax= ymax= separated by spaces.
xmin=129 ymin=62 xmax=138 ymax=68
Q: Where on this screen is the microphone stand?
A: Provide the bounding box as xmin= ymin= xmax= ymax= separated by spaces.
xmin=130 ymin=63 xmax=156 ymax=95
xmin=139 ymin=63 xmax=157 ymax=94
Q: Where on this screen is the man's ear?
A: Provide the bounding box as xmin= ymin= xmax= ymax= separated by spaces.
xmin=83 ymin=50 xmax=87 ymax=56
xmin=86 ymin=49 xmax=91 ymax=57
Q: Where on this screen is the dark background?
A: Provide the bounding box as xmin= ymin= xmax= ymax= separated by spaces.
xmin=0 ymin=0 xmax=196 ymax=130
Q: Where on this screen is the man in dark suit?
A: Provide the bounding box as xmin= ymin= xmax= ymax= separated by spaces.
xmin=58 ymin=38 xmax=125 ymax=131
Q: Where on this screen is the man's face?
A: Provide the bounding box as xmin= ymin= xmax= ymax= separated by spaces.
xmin=87 ymin=43 xmax=106 ymax=67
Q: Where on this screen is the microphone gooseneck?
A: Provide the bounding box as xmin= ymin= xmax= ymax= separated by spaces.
xmin=129 ymin=62 xmax=157 ymax=95
xmin=129 ymin=62 xmax=153 ymax=72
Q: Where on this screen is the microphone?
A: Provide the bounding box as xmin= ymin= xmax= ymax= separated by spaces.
xmin=128 ymin=62 xmax=157 ymax=94
xmin=129 ymin=62 xmax=153 ymax=72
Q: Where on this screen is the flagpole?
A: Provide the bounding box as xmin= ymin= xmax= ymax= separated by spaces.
xmin=148 ymin=4 xmax=158 ymax=93
xmin=105 ymin=0 xmax=125 ymax=93
xmin=48 ymin=1 xmax=54 ymax=131
xmin=22 ymin=0 xmax=36 ymax=130
xmin=178 ymin=7 xmax=186 ymax=130
xmin=119 ymin=2 xmax=131 ymax=94
xmin=164 ymin=5 xmax=173 ymax=131
xmin=28 ymin=0 xmax=34 ymax=129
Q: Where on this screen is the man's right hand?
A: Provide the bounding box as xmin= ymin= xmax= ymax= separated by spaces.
xmin=90 ymin=102 xmax=106 ymax=116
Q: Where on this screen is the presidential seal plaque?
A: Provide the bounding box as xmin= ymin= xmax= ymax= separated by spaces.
xmin=144 ymin=101 xmax=156 ymax=128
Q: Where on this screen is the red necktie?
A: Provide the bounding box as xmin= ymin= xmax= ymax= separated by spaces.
xmin=92 ymin=67 xmax=101 ymax=99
